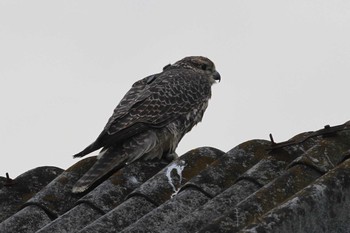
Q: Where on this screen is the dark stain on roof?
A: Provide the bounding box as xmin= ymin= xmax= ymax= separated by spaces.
xmin=1 ymin=121 xmax=350 ymax=233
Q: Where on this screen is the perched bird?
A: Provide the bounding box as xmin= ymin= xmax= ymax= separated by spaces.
xmin=72 ymin=56 xmax=220 ymax=193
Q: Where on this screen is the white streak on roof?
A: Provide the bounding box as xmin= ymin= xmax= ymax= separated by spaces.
xmin=165 ymin=160 xmax=186 ymax=198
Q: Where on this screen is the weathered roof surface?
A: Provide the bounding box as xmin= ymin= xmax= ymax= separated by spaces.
xmin=1 ymin=121 xmax=350 ymax=233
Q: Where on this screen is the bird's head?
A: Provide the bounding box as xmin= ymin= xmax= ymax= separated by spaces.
xmin=171 ymin=56 xmax=221 ymax=84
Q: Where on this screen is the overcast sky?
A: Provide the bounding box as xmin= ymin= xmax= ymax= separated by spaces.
xmin=1 ymin=1 xmax=350 ymax=177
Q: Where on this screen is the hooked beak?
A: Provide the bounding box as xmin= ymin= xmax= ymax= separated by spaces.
xmin=213 ymin=71 xmax=221 ymax=82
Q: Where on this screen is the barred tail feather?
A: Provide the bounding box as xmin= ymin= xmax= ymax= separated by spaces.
xmin=72 ymin=131 xmax=159 ymax=193
xmin=72 ymin=148 xmax=127 ymax=193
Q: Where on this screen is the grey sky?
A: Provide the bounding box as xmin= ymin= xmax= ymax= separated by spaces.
xmin=1 ymin=1 xmax=350 ymax=177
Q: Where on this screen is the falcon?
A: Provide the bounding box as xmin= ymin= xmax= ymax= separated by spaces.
xmin=72 ymin=56 xmax=220 ymax=193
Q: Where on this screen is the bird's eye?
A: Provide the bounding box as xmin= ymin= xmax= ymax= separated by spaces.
xmin=201 ymin=64 xmax=207 ymax=70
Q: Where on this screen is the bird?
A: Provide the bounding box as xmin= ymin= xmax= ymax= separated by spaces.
xmin=71 ymin=56 xmax=221 ymax=193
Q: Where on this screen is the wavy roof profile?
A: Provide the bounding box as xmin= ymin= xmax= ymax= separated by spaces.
xmin=1 ymin=121 xmax=350 ymax=233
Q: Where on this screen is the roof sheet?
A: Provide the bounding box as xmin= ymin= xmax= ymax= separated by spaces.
xmin=1 ymin=121 xmax=350 ymax=233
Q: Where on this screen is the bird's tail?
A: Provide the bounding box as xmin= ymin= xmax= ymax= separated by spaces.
xmin=73 ymin=142 xmax=100 ymax=158
xmin=72 ymin=147 xmax=127 ymax=193
xmin=72 ymin=131 xmax=159 ymax=193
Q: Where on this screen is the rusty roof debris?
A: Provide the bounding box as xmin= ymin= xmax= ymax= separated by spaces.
xmin=1 ymin=120 xmax=350 ymax=233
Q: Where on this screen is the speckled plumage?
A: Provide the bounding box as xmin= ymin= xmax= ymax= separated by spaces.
xmin=72 ymin=56 xmax=220 ymax=193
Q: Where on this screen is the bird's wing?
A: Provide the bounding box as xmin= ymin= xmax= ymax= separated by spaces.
xmin=72 ymin=74 xmax=158 ymax=158
xmin=73 ymin=68 xmax=211 ymax=158
xmin=105 ymin=68 xmax=211 ymax=137
xmin=105 ymin=74 xmax=158 ymax=124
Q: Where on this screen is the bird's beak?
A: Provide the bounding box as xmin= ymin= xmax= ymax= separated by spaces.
xmin=213 ymin=71 xmax=221 ymax=82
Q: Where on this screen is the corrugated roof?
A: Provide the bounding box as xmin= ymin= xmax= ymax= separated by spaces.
xmin=1 ymin=121 xmax=350 ymax=233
